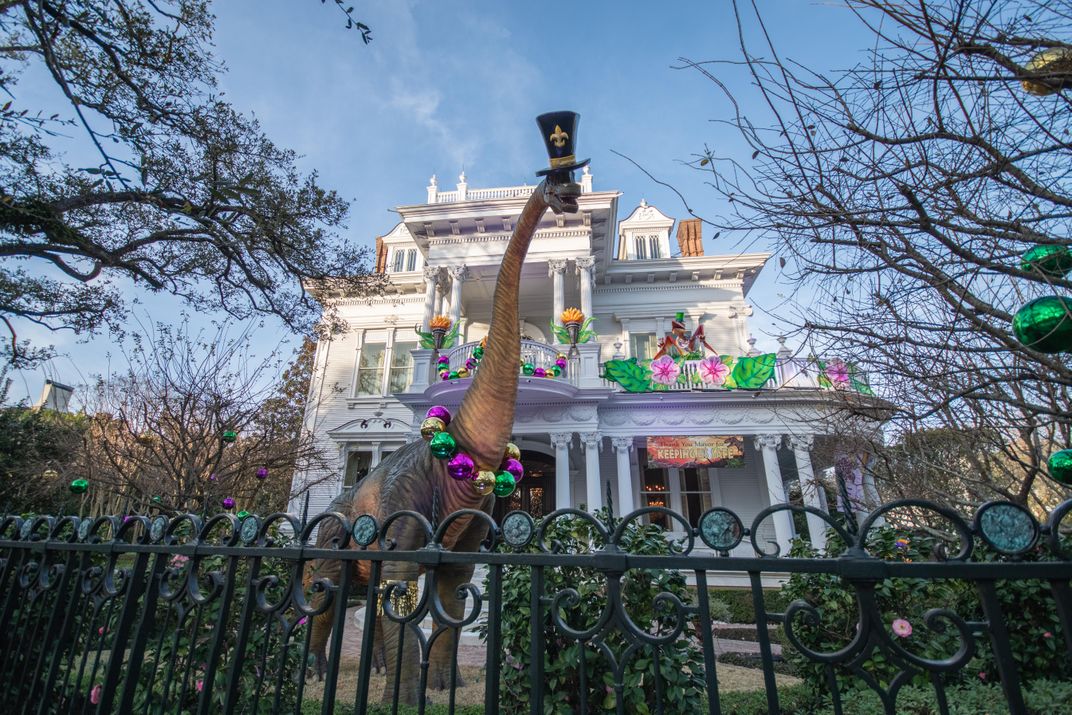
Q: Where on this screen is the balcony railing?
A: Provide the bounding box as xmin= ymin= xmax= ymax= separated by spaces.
xmin=439 ymin=339 xmax=580 ymax=387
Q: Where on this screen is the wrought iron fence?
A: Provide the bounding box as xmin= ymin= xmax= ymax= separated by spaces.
xmin=0 ymin=498 xmax=1070 ymax=714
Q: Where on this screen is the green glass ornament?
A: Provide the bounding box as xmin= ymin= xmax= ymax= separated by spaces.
xmin=222 ymin=430 xmax=238 ymax=443
xmin=237 ymin=510 xmax=251 ymax=519
xmin=522 ymin=363 xmax=535 ymax=376
xmin=473 ymin=347 xmax=484 ymax=359
xmin=1022 ymin=244 xmax=1072 ymax=278
xmin=550 ymin=366 xmax=561 ymax=376
xmin=493 ymin=472 xmax=516 ymax=497
xmin=448 ymin=370 xmax=459 ymax=380
xmin=429 ymin=431 xmax=458 ymax=459
xmin=1049 ymin=450 xmax=1072 ymax=485
xmin=1013 ymin=295 xmax=1072 ymax=353
xmin=69 ymin=478 xmax=89 ymax=495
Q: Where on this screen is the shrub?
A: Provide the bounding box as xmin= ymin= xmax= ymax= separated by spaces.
xmin=705 ymin=587 xmax=789 ymax=624
xmin=779 ymin=526 xmax=1069 ymax=698
xmin=486 ymin=508 xmax=707 ymax=714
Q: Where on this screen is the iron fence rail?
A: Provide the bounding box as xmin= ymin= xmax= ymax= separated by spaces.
xmin=0 ymin=498 xmax=1069 ymax=715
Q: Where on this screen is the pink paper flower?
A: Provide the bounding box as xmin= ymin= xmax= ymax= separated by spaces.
xmin=650 ymin=356 xmax=680 ymax=386
xmin=1044 ymin=631 xmax=1053 ymax=638
xmin=825 ymin=360 xmax=851 ymax=386
xmin=90 ymin=684 xmax=103 ymax=705
xmin=698 ymin=356 xmax=730 ymax=385
xmin=892 ymin=618 xmax=913 ymax=638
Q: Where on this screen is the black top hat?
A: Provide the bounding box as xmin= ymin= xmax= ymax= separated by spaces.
xmin=535 ymin=111 xmax=590 ymax=177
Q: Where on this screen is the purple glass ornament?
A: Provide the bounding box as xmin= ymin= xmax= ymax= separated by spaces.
xmin=555 ymin=357 xmax=567 ymax=369
xmin=465 ymin=358 xmax=476 ymax=369
xmin=503 ymin=458 xmax=524 ymax=483
xmin=440 ymin=370 xmax=450 ymax=380
xmin=222 ymin=497 xmax=236 ymax=510
xmin=533 ymin=367 xmax=546 ymax=377
xmin=426 ymin=405 xmax=452 ymax=426
xmin=256 ymin=467 xmax=269 ymax=479
xmin=209 ymin=473 xmax=217 ymax=482
xmin=437 ymin=356 xmax=450 ymax=366
xmin=447 ymin=452 xmax=476 ymax=481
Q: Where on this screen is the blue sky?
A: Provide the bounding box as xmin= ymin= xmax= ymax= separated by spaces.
xmin=10 ymin=0 xmax=872 ymax=403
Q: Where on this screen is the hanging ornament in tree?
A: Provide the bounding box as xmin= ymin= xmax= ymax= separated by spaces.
xmin=1013 ymin=295 xmax=1072 ymax=353
xmin=42 ymin=468 xmax=58 ymax=480
xmin=222 ymin=497 xmax=236 ymax=510
xmin=222 ymin=430 xmax=238 ymax=443
xmin=1049 ymin=450 xmax=1072 ymax=485
xmin=429 ymin=432 xmax=458 ymax=459
xmin=237 ymin=510 xmax=250 ymax=519
xmin=1021 ymin=47 xmax=1072 ymax=95
xmin=255 ymin=467 xmax=269 ymax=480
xmin=493 ymin=471 xmax=516 ymax=497
xmin=1022 ymin=244 xmax=1072 ymax=278
xmin=473 ymin=471 xmax=496 ymax=496
xmin=69 ymin=478 xmax=89 ymax=494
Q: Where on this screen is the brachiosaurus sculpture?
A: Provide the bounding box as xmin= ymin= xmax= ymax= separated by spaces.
xmin=308 ymin=176 xmax=581 ymax=703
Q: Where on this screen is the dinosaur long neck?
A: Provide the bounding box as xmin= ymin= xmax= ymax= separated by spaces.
xmin=449 ymin=186 xmax=548 ymax=472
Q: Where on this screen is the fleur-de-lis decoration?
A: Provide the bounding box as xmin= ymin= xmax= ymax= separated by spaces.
xmin=550 ymin=125 xmax=569 ymax=148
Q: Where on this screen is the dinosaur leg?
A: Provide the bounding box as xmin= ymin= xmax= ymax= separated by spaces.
xmin=378 ymin=542 xmax=424 ymax=705
xmin=307 ymin=556 xmax=343 ymax=680
xmin=428 ymin=517 xmax=488 ymax=690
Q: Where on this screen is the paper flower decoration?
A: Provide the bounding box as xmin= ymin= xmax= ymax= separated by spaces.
xmin=698 ymin=356 xmax=730 ymax=385
xmin=650 ymin=355 xmax=681 ymax=386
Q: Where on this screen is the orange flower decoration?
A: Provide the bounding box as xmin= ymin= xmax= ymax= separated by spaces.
xmin=560 ymin=307 xmax=584 ymax=324
xmin=429 ymin=315 xmax=452 ymax=330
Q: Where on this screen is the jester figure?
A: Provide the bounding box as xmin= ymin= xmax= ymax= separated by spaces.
xmin=652 ymin=311 xmax=716 ymax=360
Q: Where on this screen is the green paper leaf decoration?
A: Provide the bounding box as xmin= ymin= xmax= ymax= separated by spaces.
xmin=550 ymin=321 xmax=571 ymax=343
xmin=730 ymin=353 xmax=777 ymax=389
xmin=440 ymin=321 xmax=461 ymax=349
xmin=414 ymin=326 xmax=436 ymax=349
xmin=602 ymin=358 xmax=653 ymax=393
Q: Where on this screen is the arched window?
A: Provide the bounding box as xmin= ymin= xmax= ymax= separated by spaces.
xmin=649 ymin=235 xmax=661 ymax=259
xmin=392 ymin=250 xmax=405 ymax=272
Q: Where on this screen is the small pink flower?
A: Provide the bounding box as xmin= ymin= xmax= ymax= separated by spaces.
xmin=97 ymin=626 xmax=105 ymax=636
xmin=892 ymin=618 xmax=912 ymax=638
xmin=90 ymin=684 xmax=103 ymax=705
xmin=979 ymin=671 xmax=987 ymax=681
xmin=825 ymin=360 xmax=851 ymax=386
xmin=1044 ymin=631 xmax=1053 ymax=638
xmin=196 ymin=679 xmax=204 ymax=693
xmin=169 ymin=555 xmax=188 ymax=568
xmin=298 ymin=617 xmax=308 ymax=626
xmin=650 ymin=356 xmax=681 ymax=386
xmin=698 ymin=356 xmax=729 ymax=385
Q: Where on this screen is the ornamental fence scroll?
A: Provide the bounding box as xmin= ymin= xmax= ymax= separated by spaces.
xmin=0 ymin=498 xmax=1070 ymax=714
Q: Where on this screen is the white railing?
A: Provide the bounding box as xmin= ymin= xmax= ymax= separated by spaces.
xmin=439 ymin=339 xmax=580 ymax=386
xmin=433 ymin=185 xmax=538 ymax=204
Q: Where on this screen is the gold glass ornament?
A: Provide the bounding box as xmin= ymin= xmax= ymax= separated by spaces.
xmin=420 ymin=417 xmax=446 ymax=440
xmin=503 ymin=442 xmax=521 ymax=462
xmin=473 ymin=470 xmax=497 ymax=496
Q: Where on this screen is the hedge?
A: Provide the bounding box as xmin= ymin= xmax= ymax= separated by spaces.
xmin=705 ymin=587 xmax=790 ymax=624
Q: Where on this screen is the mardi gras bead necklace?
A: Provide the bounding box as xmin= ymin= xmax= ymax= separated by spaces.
xmin=420 ymin=405 xmax=524 ymax=497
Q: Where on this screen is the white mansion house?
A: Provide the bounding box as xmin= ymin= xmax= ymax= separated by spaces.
xmin=292 ymin=169 xmax=877 ymax=555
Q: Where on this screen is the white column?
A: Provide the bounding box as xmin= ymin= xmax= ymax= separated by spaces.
xmin=582 ymin=431 xmax=603 ymax=512
xmin=371 ymin=442 xmax=383 ymax=468
xmin=548 ymin=259 xmax=567 ymax=342
xmin=754 ymin=434 xmax=794 ymax=555
xmin=576 ymin=256 xmax=595 ymax=318
xmin=421 ymin=266 xmax=439 ymax=330
xmin=611 ymin=437 xmax=635 ymax=516
xmin=667 ymin=467 xmax=683 ymax=515
xmin=447 ymin=265 xmax=467 ymax=324
xmin=790 ymin=435 xmax=826 ymax=552
xmin=551 ymin=432 xmax=572 ymax=510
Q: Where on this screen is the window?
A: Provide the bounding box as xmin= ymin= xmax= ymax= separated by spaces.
xmin=679 ymin=468 xmax=712 ymax=529
xmin=406 ymin=249 xmax=417 ymax=272
xmin=344 ymin=451 xmax=372 ymax=488
xmin=630 ymin=333 xmax=658 ymax=361
xmin=649 ymin=236 xmax=661 ymax=259
xmin=634 ymin=236 xmax=647 ymax=260
xmin=387 ymin=341 xmax=417 ymax=392
xmin=639 ymin=449 xmax=669 ymax=529
xmin=356 ymin=343 xmax=385 ymax=396
xmin=392 ymin=250 xmax=405 ymax=272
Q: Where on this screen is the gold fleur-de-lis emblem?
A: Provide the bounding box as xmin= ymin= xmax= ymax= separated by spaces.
xmin=550 ymin=125 xmax=569 ymax=148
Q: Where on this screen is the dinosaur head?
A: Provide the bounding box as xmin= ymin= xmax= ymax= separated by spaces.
xmin=448 ymin=179 xmax=580 ymax=473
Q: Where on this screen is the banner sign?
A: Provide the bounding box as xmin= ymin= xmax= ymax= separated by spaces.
xmin=646 ymin=436 xmax=745 ymax=469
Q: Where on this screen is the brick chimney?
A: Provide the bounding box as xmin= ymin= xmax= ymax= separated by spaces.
xmin=374 ymin=235 xmax=387 ymax=273
xmin=675 ymin=218 xmax=704 ymax=257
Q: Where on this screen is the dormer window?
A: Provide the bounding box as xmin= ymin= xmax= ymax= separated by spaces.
xmin=392 ymin=250 xmax=405 ymax=272
xmin=635 ymin=236 xmax=647 ymax=260
xmin=649 ymin=236 xmax=661 ymax=259
xmin=390 ymin=248 xmax=419 ymax=273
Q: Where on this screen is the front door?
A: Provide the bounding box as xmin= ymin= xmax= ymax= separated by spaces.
xmin=493 ymin=451 xmax=554 ymax=522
